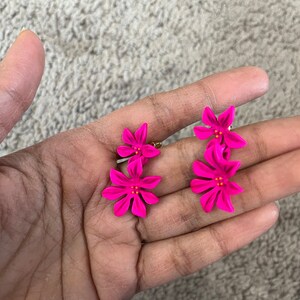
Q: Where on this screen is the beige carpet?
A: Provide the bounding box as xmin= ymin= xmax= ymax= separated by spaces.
xmin=0 ymin=0 xmax=300 ymax=299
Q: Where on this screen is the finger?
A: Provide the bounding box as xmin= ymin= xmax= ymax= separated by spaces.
xmin=136 ymin=116 xmax=300 ymax=196
xmin=0 ymin=30 xmax=45 ymax=142
xmin=88 ymin=66 xmax=268 ymax=148
xmin=138 ymin=203 xmax=278 ymax=291
xmin=139 ymin=148 xmax=300 ymax=242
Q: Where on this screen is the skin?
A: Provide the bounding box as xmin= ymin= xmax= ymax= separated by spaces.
xmin=0 ymin=30 xmax=299 ymax=300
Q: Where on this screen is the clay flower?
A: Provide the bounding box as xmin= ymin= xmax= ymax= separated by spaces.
xmin=190 ymin=143 xmax=243 ymax=213
xmin=102 ymin=158 xmax=161 ymax=218
xmin=117 ymin=123 xmax=160 ymax=164
xmin=194 ymin=106 xmax=246 ymax=149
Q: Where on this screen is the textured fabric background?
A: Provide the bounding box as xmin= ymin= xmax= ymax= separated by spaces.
xmin=0 ymin=0 xmax=300 ymax=299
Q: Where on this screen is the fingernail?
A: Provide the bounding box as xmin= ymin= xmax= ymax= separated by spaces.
xmin=269 ymin=202 xmax=280 ymax=222
xmin=19 ymin=27 xmax=29 ymax=35
xmin=6 ymin=28 xmax=30 ymax=51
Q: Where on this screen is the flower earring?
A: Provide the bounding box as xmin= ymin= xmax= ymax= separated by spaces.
xmin=117 ymin=123 xmax=160 ymax=164
xmin=191 ymin=106 xmax=246 ymax=213
xmin=194 ymin=106 xmax=246 ymax=159
xmin=101 ymin=123 xmax=162 ymax=218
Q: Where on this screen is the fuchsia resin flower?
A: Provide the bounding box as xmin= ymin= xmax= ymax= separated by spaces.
xmin=117 ymin=123 xmax=160 ymax=164
xmin=190 ymin=143 xmax=243 ymax=213
xmin=102 ymin=158 xmax=161 ymax=218
xmin=194 ymin=106 xmax=246 ymax=149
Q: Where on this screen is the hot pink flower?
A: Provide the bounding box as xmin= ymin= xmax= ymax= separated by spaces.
xmin=190 ymin=143 xmax=243 ymax=213
xmin=194 ymin=106 xmax=246 ymax=149
xmin=117 ymin=123 xmax=160 ymax=164
xmin=101 ymin=158 xmax=161 ymax=218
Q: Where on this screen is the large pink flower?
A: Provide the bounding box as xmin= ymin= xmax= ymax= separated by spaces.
xmin=194 ymin=106 xmax=246 ymax=149
xmin=117 ymin=123 xmax=160 ymax=164
xmin=101 ymin=158 xmax=161 ymax=218
xmin=190 ymin=143 xmax=243 ymax=213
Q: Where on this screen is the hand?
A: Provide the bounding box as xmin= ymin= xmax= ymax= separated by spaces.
xmin=0 ymin=31 xmax=298 ymax=300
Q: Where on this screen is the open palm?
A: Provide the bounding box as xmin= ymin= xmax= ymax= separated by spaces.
xmin=1 ymin=31 xmax=299 ymax=300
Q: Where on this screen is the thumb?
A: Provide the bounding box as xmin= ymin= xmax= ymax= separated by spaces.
xmin=0 ymin=29 xmax=45 ymax=142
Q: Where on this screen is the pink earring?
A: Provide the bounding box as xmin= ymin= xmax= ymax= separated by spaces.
xmin=101 ymin=123 xmax=162 ymax=218
xmin=191 ymin=106 xmax=246 ymax=213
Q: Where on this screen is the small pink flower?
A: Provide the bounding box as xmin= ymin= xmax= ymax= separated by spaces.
xmin=117 ymin=123 xmax=160 ymax=164
xmin=190 ymin=143 xmax=243 ymax=213
xmin=102 ymin=158 xmax=161 ymax=218
xmin=194 ymin=106 xmax=246 ymax=149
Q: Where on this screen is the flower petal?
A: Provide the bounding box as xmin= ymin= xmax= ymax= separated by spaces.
xmin=142 ymin=144 xmax=160 ymax=158
xmin=140 ymin=176 xmax=161 ymax=189
xmin=117 ymin=145 xmax=135 ymax=157
xmin=191 ymin=178 xmax=215 ymax=194
xmin=134 ymin=123 xmax=148 ymax=144
xmin=102 ymin=186 xmax=127 ymax=200
xmin=114 ymin=195 xmax=132 ymax=217
xmin=122 ymin=128 xmax=137 ymax=145
xmin=218 ymin=106 xmax=235 ymax=128
xmin=130 ymin=156 xmax=149 ymax=166
xmin=141 ymin=157 xmax=149 ymax=165
xmin=202 ymin=106 xmax=219 ymax=126
xmin=216 ymin=190 xmax=234 ymax=213
xmin=208 ymin=139 xmax=231 ymax=160
xmin=110 ymin=169 xmax=129 ymax=185
xmin=127 ymin=158 xmax=143 ymax=178
xmin=204 ymin=142 xmax=223 ymax=169
xmin=200 ymin=188 xmax=219 ymax=213
xmin=222 ymin=145 xmax=231 ymax=160
xmin=227 ymin=181 xmax=243 ymax=195
xmin=132 ymin=194 xmax=146 ymax=218
xmin=140 ymin=190 xmax=159 ymax=204
xmin=192 ymin=160 xmax=215 ymax=178
xmin=223 ymin=160 xmax=241 ymax=177
xmin=207 ymin=139 xmax=227 ymax=155
xmin=224 ymin=131 xmax=247 ymax=149
xmin=194 ymin=126 xmax=214 ymax=140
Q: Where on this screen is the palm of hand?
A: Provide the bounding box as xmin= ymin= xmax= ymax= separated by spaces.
xmin=0 ymin=123 xmax=143 ymax=299
xmin=1 ymin=30 xmax=299 ymax=300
